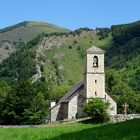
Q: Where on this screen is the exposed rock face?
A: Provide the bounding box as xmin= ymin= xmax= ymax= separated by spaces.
xmin=0 ymin=42 xmax=15 ymax=62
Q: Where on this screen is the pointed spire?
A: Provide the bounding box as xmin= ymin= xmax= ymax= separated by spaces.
xmin=86 ymin=46 xmax=105 ymax=54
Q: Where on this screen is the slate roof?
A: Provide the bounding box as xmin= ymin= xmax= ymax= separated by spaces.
xmin=50 ymin=81 xmax=84 ymax=109
xmin=86 ymin=46 xmax=105 ymax=54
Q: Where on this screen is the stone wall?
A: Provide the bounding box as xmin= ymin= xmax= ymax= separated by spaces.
xmin=50 ymin=103 xmax=68 ymax=122
xmin=105 ymin=92 xmax=117 ymax=115
xmin=50 ymin=104 xmax=61 ymax=122
xmin=110 ymin=114 xmax=140 ymax=122
xmin=77 ymin=88 xmax=87 ymax=118
xmin=68 ymin=94 xmax=78 ymax=119
xmin=85 ymin=73 xmax=105 ymax=99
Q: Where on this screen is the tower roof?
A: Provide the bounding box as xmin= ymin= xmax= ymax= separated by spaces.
xmin=86 ymin=46 xmax=105 ymax=54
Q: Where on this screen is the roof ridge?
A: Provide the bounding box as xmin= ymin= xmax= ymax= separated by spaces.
xmin=86 ymin=46 xmax=105 ymax=54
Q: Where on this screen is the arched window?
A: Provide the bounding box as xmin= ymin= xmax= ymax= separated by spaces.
xmin=93 ymin=56 xmax=98 ymax=67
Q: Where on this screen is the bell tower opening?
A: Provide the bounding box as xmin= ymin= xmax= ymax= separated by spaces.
xmin=93 ymin=56 xmax=98 ymax=67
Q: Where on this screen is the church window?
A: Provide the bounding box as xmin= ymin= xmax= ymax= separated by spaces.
xmin=95 ymin=80 xmax=97 ymax=83
xmin=93 ymin=56 xmax=98 ymax=67
xmin=95 ymin=92 xmax=97 ymax=96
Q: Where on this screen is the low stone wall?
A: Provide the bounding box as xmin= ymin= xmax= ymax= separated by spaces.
xmin=110 ymin=114 xmax=140 ymax=122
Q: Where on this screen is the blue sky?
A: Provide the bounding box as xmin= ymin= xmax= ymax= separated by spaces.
xmin=0 ymin=0 xmax=140 ymax=30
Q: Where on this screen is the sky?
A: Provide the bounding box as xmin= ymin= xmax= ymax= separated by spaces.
xmin=0 ymin=0 xmax=140 ymax=30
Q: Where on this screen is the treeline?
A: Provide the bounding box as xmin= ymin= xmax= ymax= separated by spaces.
xmin=111 ymin=21 xmax=140 ymax=45
xmin=96 ymin=28 xmax=111 ymax=40
xmin=44 ymin=27 xmax=93 ymax=37
xmin=0 ymin=21 xmax=30 ymax=33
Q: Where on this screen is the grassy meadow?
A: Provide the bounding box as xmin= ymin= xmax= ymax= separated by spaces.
xmin=0 ymin=119 xmax=140 ymax=140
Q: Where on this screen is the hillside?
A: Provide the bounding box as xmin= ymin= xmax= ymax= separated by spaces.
xmin=0 ymin=21 xmax=69 ymax=42
xmin=0 ymin=119 xmax=140 ymax=140
xmin=105 ymin=21 xmax=140 ymax=113
xmin=0 ymin=21 xmax=140 ymax=124
xmin=0 ymin=21 xmax=69 ymax=62
xmin=39 ymin=29 xmax=111 ymax=87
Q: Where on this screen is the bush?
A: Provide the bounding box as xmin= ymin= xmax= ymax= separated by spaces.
xmin=68 ymin=45 xmax=72 ymax=49
xmin=84 ymin=98 xmax=109 ymax=123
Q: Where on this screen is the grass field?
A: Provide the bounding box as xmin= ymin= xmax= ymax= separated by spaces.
xmin=0 ymin=119 xmax=140 ymax=140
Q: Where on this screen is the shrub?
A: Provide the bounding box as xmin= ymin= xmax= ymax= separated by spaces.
xmin=68 ymin=45 xmax=72 ymax=49
xmin=84 ymin=98 xmax=109 ymax=123
xmin=77 ymin=46 xmax=81 ymax=50
xmin=74 ymin=40 xmax=77 ymax=44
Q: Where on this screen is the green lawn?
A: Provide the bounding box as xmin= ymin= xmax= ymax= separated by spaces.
xmin=0 ymin=119 xmax=140 ymax=140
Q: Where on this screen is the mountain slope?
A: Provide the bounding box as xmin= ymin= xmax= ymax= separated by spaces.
xmin=0 ymin=21 xmax=69 ymax=62
xmin=0 ymin=21 xmax=69 ymax=42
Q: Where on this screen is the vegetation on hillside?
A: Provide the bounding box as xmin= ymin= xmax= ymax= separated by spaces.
xmin=105 ymin=21 xmax=140 ymax=113
xmin=0 ymin=21 xmax=69 ymax=42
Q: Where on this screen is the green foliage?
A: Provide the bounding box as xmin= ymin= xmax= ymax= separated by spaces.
xmin=0 ymin=80 xmax=49 ymax=125
xmin=50 ymin=85 xmax=69 ymax=102
xmin=40 ymin=64 xmax=44 ymax=72
xmin=105 ymin=21 xmax=140 ymax=114
xmin=105 ymin=69 xmax=140 ymax=113
xmin=0 ymin=80 xmax=10 ymax=102
xmin=0 ymin=37 xmax=39 ymax=84
xmin=84 ymin=98 xmax=109 ymax=123
xmin=111 ymin=21 xmax=140 ymax=45
xmin=68 ymin=45 xmax=72 ymax=49
xmin=129 ymin=68 xmax=140 ymax=93
xmin=96 ymin=28 xmax=111 ymax=40
xmin=22 ymin=92 xmax=48 ymax=124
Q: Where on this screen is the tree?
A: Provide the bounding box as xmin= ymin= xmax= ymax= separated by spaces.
xmin=84 ymin=98 xmax=109 ymax=123
xmin=0 ymin=80 xmax=36 ymax=124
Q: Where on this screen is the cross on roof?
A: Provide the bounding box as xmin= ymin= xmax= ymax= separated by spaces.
xmin=122 ymin=102 xmax=129 ymax=115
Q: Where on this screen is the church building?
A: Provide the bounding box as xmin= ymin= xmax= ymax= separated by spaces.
xmin=50 ymin=46 xmax=117 ymax=122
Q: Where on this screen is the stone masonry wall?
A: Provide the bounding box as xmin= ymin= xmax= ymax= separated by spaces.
xmin=68 ymin=94 xmax=78 ymax=119
xmin=50 ymin=104 xmax=61 ymax=122
xmin=110 ymin=114 xmax=140 ymax=122
xmin=105 ymin=93 xmax=117 ymax=115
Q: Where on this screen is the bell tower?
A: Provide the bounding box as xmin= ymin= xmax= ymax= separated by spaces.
xmin=84 ymin=46 xmax=105 ymax=101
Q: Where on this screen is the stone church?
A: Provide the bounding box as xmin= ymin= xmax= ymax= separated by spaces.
xmin=50 ymin=46 xmax=117 ymax=122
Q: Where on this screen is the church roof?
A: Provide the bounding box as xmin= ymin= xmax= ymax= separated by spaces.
xmin=86 ymin=46 xmax=105 ymax=54
xmin=50 ymin=81 xmax=84 ymax=109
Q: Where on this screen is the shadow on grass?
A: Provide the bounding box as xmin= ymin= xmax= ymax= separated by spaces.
xmin=79 ymin=118 xmax=106 ymax=124
xmin=44 ymin=119 xmax=140 ymax=140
